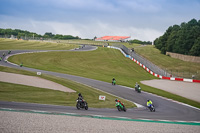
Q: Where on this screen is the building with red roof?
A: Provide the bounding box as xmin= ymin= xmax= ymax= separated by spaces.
xmin=95 ymin=36 xmax=130 ymax=42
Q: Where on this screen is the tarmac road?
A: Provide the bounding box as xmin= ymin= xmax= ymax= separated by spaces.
xmin=0 ymin=46 xmax=200 ymax=122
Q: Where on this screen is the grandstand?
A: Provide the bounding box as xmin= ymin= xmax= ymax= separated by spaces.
xmin=95 ymin=36 xmax=130 ymax=42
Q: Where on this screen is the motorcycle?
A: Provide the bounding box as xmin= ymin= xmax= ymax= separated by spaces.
xmin=76 ymin=99 xmax=88 ymax=110
xmin=135 ymin=85 xmax=141 ymax=93
xmin=148 ymin=104 xmax=155 ymax=112
xmin=116 ymin=102 xmax=126 ymax=112
xmin=112 ymin=80 xmax=116 ymax=85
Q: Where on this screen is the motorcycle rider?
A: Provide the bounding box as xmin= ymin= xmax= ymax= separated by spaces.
xmin=78 ymin=93 xmax=83 ymax=100
xmin=135 ymin=82 xmax=140 ymax=88
xmin=112 ymin=77 xmax=116 ymax=85
xmin=20 ymin=62 xmax=23 ymax=67
xmin=77 ymin=93 xmax=84 ymax=105
xmin=115 ymin=99 xmax=124 ymax=107
xmin=147 ymin=99 xmax=153 ymax=108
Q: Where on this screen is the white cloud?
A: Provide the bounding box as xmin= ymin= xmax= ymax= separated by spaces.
xmin=0 ymin=15 xmax=163 ymax=41
xmin=38 ymin=20 xmax=163 ymax=41
xmin=116 ymin=0 xmax=161 ymax=12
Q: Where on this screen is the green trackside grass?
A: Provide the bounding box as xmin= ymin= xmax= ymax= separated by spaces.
xmin=7 ymin=47 xmax=200 ymax=108
xmin=134 ymin=45 xmax=200 ymax=79
xmin=0 ymin=38 xmax=78 ymax=50
xmin=0 ymin=66 xmax=135 ymax=108
xmin=57 ymin=39 xmax=139 ymax=48
xmin=8 ymin=47 xmax=156 ymax=85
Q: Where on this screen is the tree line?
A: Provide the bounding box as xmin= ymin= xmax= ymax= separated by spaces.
xmin=154 ymin=19 xmax=200 ymax=56
xmin=0 ymin=28 xmax=80 ymax=40
xmin=129 ymin=39 xmax=152 ymax=45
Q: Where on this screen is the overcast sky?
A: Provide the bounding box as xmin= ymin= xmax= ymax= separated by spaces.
xmin=0 ymin=0 xmax=200 ymax=41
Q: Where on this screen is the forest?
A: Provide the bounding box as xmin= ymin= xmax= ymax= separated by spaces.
xmin=0 ymin=28 xmax=80 ymax=40
xmin=154 ymin=19 xmax=200 ymax=56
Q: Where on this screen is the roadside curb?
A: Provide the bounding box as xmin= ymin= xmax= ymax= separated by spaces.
xmin=1 ymin=108 xmax=200 ymax=126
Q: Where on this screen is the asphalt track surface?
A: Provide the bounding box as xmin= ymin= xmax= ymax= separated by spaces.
xmin=0 ymin=46 xmax=200 ymax=122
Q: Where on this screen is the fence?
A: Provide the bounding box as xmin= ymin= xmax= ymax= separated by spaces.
xmin=165 ymin=69 xmax=199 ymax=80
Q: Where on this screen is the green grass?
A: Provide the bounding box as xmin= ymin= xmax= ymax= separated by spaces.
xmin=57 ymin=39 xmax=139 ymax=48
xmin=0 ymin=38 xmax=78 ymax=50
xmin=7 ymin=46 xmax=200 ymax=108
xmin=0 ymin=66 xmax=135 ymax=108
xmin=1 ymin=39 xmax=200 ymax=109
xmin=8 ymin=47 xmax=156 ymax=85
xmin=134 ymin=45 xmax=200 ymax=79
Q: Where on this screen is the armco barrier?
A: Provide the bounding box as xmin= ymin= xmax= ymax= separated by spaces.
xmin=107 ymin=46 xmax=200 ymax=83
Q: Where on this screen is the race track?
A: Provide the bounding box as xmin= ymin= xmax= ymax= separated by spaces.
xmin=0 ymin=46 xmax=200 ymax=122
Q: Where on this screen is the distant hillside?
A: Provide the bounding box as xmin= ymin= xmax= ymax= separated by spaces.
xmin=154 ymin=19 xmax=200 ymax=56
xmin=0 ymin=28 xmax=80 ymax=40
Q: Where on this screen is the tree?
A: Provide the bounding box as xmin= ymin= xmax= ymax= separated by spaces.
xmin=154 ymin=19 xmax=200 ymax=56
xmin=44 ymin=32 xmax=54 ymax=38
xmin=0 ymin=28 xmax=80 ymax=40
xmin=189 ymin=37 xmax=200 ymax=56
xmin=129 ymin=39 xmax=152 ymax=45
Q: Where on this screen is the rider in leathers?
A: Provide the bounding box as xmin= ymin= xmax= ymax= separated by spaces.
xmin=147 ymin=99 xmax=153 ymax=108
xmin=115 ymin=99 xmax=124 ymax=107
xmin=77 ymin=93 xmax=84 ymax=105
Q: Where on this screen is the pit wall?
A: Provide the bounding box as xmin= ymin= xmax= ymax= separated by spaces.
xmin=107 ymin=46 xmax=200 ymax=83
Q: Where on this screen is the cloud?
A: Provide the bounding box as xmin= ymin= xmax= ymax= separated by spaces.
xmin=116 ymin=0 xmax=161 ymax=13
xmin=0 ymin=0 xmax=199 ymax=41
xmin=0 ymin=15 xmax=162 ymax=41
xmin=32 ymin=20 xmax=162 ymax=41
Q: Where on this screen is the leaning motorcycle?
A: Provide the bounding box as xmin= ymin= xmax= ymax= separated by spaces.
xmin=116 ymin=102 xmax=126 ymax=112
xmin=135 ymin=86 xmax=141 ymax=93
xmin=76 ymin=99 xmax=88 ymax=110
xmin=112 ymin=80 xmax=116 ymax=85
xmin=148 ymin=104 xmax=155 ymax=112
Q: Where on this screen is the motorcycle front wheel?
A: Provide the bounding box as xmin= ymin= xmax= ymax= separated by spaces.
xmin=117 ymin=106 xmax=121 ymax=111
xmin=76 ymin=103 xmax=81 ymax=110
xmin=123 ymin=107 xmax=126 ymax=112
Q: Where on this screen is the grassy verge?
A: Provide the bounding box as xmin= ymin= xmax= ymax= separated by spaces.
xmin=135 ymin=45 xmax=200 ymax=79
xmin=0 ymin=38 xmax=78 ymax=50
xmin=1 ymin=38 xmax=199 ymax=108
xmin=7 ymin=47 xmax=200 ymax=109
xmin=0 ymin=66 xmax=135 ymax=108
xmin=8 ymin=47 xmax=156 ymax=85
